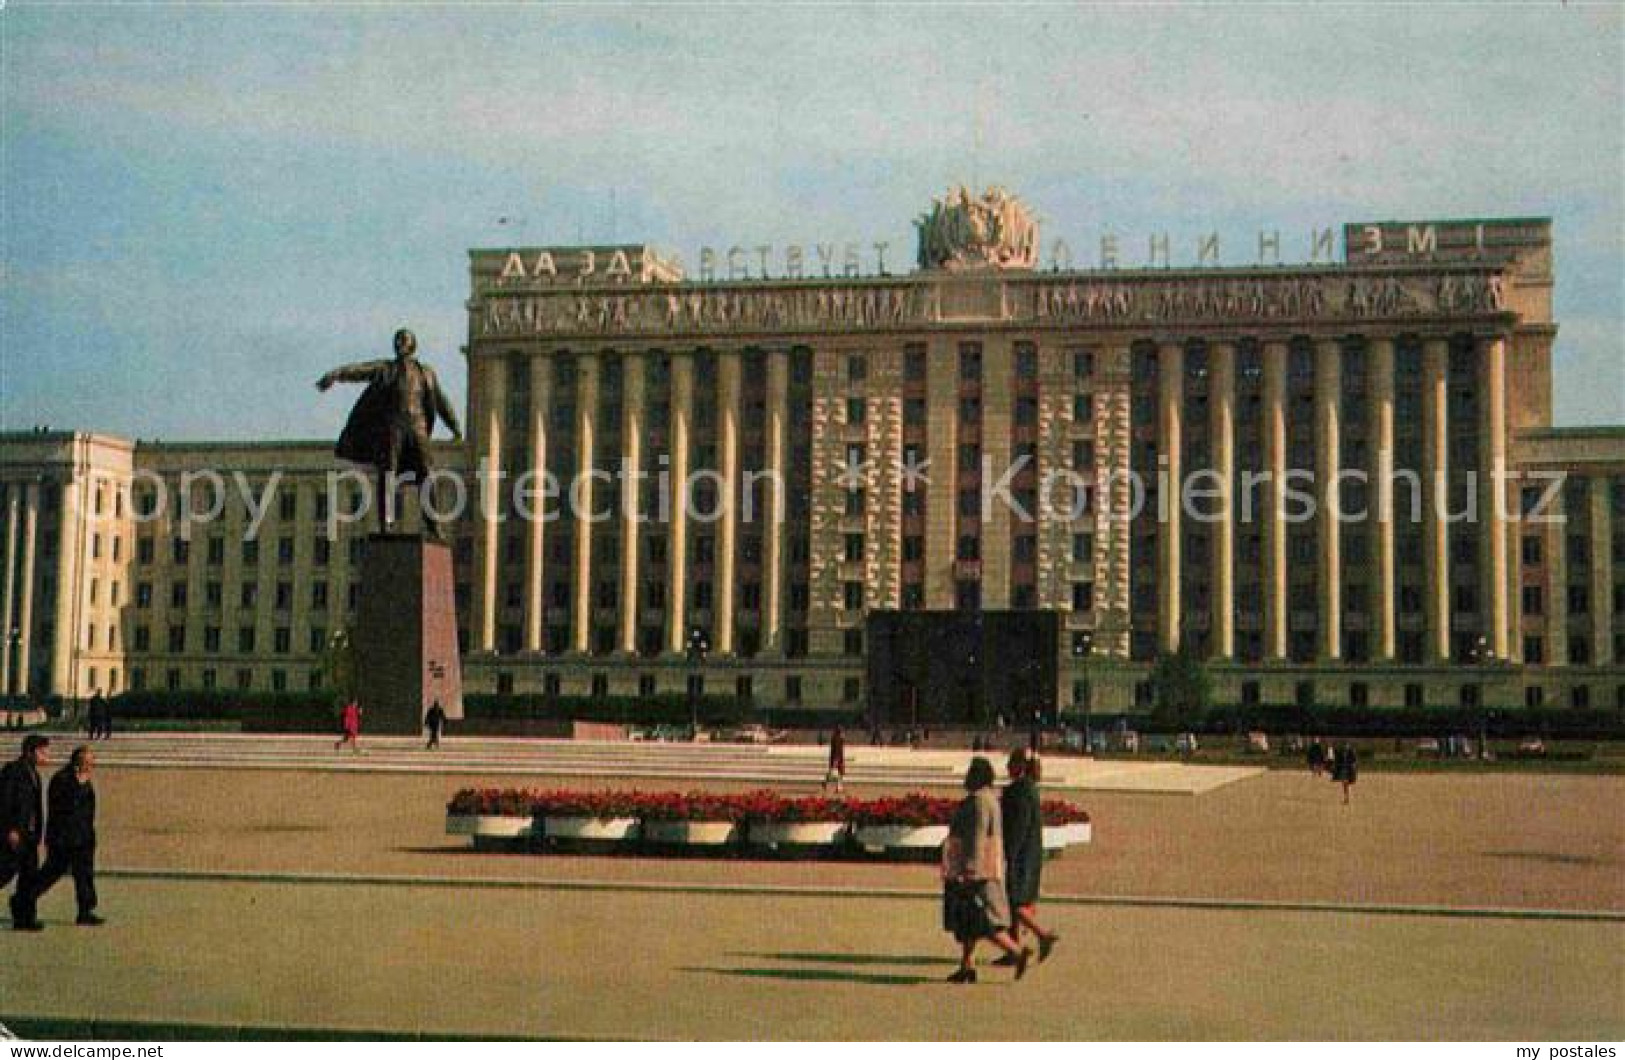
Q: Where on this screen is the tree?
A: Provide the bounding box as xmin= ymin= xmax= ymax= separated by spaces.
xmin=1149 ymin=649 xmax=1211 ymax=730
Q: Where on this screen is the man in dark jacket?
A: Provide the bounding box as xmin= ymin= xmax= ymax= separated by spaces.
xmin=997 ymin=747 xmax=1058 ymax=962
xmin=33 ymin=745 xmax=102 ymax=926
xmin=0 ymin=734 xmax=49 ymax=930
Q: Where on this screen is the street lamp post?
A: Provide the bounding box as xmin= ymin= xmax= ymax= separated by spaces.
xmin=685 ymin=626 xmax=710 ymax=739
xmin=1073 ymin=631 xmax=1093 ymax=754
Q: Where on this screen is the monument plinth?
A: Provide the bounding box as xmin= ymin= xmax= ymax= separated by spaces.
xmin=354 ymin=534 xmax=464 ymax=735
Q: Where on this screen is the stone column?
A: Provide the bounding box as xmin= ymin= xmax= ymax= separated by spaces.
xmin=14 ymin=485 xmax=38 ymax=696
xmin=762 ymin=347 xmax=790 ymax=653
xmin=0 ymin=486 xmax=18 ymax=694
xmin=1545 ymin=484 xmax=1570 ymax=667
xmin=523 ymin=354 xmax=551 ymax=653
xmin=1368 ymin=337 xmax=1398 ymax=661
xmin=1314 ymin=338 xmax=1342 ymax=660
xmin=1480 ymin=335 xmax=1511 ymax=660
xmin=923 ymin=338 xmax=960 ymax=609
xmin=1422 ymin=338 xmax=1452 ymax=663
xmin=1208 ymin=340 xmax=1236 ymax=659
xmin=666 ymin=354 xmax=693 ymax=655
xmin=714 ymin=349 xmax=741 ymax=656
xmin=1262 ymin=340 xmax=1289 ymax=661
xmin=571 ymin=351 xmax=599 ymax=654
xmin=618 ymin=352 xmax=645 ymax=654
xmin=1590 ymin=475 xmax=1615 ymax=665
xmin=1157 ymin=340 xmax=1183 ymax=654
xmin=51 ymin=474 xmax=82 ymax=698
xmin=473 ymin=354 xmax=505 ymax=653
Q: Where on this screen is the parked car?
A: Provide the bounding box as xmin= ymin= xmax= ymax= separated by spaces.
xmin=1415 ymin=737 xmax=1442 ymax=756
xmin=1517 ymin=737 xmax=1547 ymax=756
xmin=1175 ymin=732 xmax=1200 ymax=754
xmin=1245 ymin=731 xmax=1271 ymax=754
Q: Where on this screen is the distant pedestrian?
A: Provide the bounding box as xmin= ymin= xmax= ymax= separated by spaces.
xmin=32 ymin=746 xmax=102 ymax=926
xmin=999 ymin=749 xmax=1058 ymax=963
xmin=425 ymin=701 xmax=446 ymax=751
xmin=823 ymin=725 xmax=846 ymax=792
xmin=1307 ymin=738 xmax=1326 ymax=777
xmin=335 ymin=700 xmax=363 ymax=754
xmin=941 ymin=756 xmax=1031 ymax=983
xmin=1 ymin=735 xmax=49 ymax=931
xmin=1331 ymin=742 xmax=1358 ymax=805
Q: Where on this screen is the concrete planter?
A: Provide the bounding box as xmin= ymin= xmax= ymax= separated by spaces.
xmin=544 ymin=816 xmax=641 ymax=842
xmin=1042 ymin=822 xmax=1092 ymax=851
xmin=641 ymin=820 xmax=740 ymax=846
xmin=747 ymin=820 xmax=848 ymax=847
xmin=446 ymin=814 xmax=535 ymax=839
xmin=853 ymin=823 xmax=950 ymax=851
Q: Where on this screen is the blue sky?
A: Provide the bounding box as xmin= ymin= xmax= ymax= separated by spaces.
xmin=3 ymin=4 xmax=1621 ymax=441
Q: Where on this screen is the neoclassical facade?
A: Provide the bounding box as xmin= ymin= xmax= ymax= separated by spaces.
xmin=3 ymin=195 xmax=1623 ymax=715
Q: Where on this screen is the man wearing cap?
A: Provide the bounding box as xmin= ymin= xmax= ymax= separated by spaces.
xmin=0 ymin=734 xmax=49 ymax=931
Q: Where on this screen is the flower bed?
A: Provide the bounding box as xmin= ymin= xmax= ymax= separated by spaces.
xmin=443 ymin=788 xmax=1092 ymax=858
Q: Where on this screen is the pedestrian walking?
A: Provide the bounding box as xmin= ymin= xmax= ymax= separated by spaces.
xmin=32 ymin=746 xmax=102 ymax=926
xmin=998 ymin=749 xmax=1059 ymax=963
xmin=425 ymin=700 xmax=446 ymax=751
xmin=1 ymin=735 xmax=49 ymax=931
xmin=1331 ymin=742 xmax=1358 ymax=805
xmin=823 ymin=725 xmax=846 ymax=793
xmin=941 ymin=756 xmax=1031 ymax=983
xmin=335 ymin=700 xmax=363 ymax=754
xmin=1307 ymin=738 xmax=1326 ymax=777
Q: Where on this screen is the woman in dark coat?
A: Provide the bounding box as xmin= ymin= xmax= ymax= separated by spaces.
xmin=999 ymin=749 xmax=1058 ymax=962
xmin=1331 ymin=742 xmax=1358 ymax=805
xmin=941 ymin=756 xmax=1031 ymax=983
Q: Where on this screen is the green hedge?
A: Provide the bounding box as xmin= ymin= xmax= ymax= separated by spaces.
xmin=1083 ymin=706 xmax=1625 ymax=740
xmin=464 ymin=694 xmax=861 ymax=730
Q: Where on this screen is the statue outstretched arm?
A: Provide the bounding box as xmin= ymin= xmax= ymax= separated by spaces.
xmin=432 ymin=376 xmax=463 ymax=440
xmin=316 ymin=359 xmax=392 ymax=391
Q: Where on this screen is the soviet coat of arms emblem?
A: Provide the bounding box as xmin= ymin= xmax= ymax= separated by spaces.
xmin=915 ymin=185 xmax=1039 ymax=271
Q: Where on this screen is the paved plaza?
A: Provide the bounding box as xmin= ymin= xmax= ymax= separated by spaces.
xmin=1 ymin=745 xmax=1621 ymax=1039
xmin=2 ymin=875 xmax=1621 ymax=1040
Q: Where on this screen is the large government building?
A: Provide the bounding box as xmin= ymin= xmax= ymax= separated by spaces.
xmin=3 ymin=190 xmax=1623 ymax=718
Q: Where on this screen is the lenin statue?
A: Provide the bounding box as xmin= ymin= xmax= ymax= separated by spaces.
xmin=316 ymin=328 xmax=463 ymax=537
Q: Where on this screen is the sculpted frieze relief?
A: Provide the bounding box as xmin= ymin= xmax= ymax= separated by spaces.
xmin=474 ymin=269 xmax=1508 ymax=338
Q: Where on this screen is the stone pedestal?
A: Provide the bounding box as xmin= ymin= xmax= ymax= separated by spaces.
xmin=355 ymin=534 xmax=464 ymax=735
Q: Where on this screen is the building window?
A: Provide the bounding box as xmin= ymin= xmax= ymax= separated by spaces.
xmin=847 ymin=397 xmax=866 ymax=426
xmin=168 ymin=625 xmax=185 ymax=653
xmin=591 ymin=673 xmax=608 ymax=698
xmin=904 ymin=345 xmax=927 ymax=381
xmin=1571 ymin=685 xmax=1591 ymax=709
xmin=842 ymin=677 xmax=862 ymax=704
xmin=1404 ymin=683 xmax=1424 ymax=708
xmin=844 ymin=534 xmax=865 ymax=563
xmin=1073 ymin=350 xmax=1095 ymax=379
xmin=1015 ymin=342 xmax=1037 ymax=379
xmin=1240 ymin=681 xmax=1261 ymax=706
xmin=238 ymin=626 xmax=256 ymax=653
xmin=785 ymin=675 xmax=803 ymax=704
xmin=847 ymin=355 xmax=867 ymax=382
xmin=959 ymin=343 xmax=982 ymax=381
xmin=1072 ymin=582 xmax=1094 ymax=611
xmin=1525 ymin=685 xmax=1545 ymax=709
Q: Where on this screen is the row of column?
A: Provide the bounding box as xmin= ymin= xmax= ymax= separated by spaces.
xmin=1153 ymin=333 xmax=1512 ymax=664
xmin=0 ymin=484 xmax=40 ymax=695
xmin=472 ymin=347 xmax=791 ymax=658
